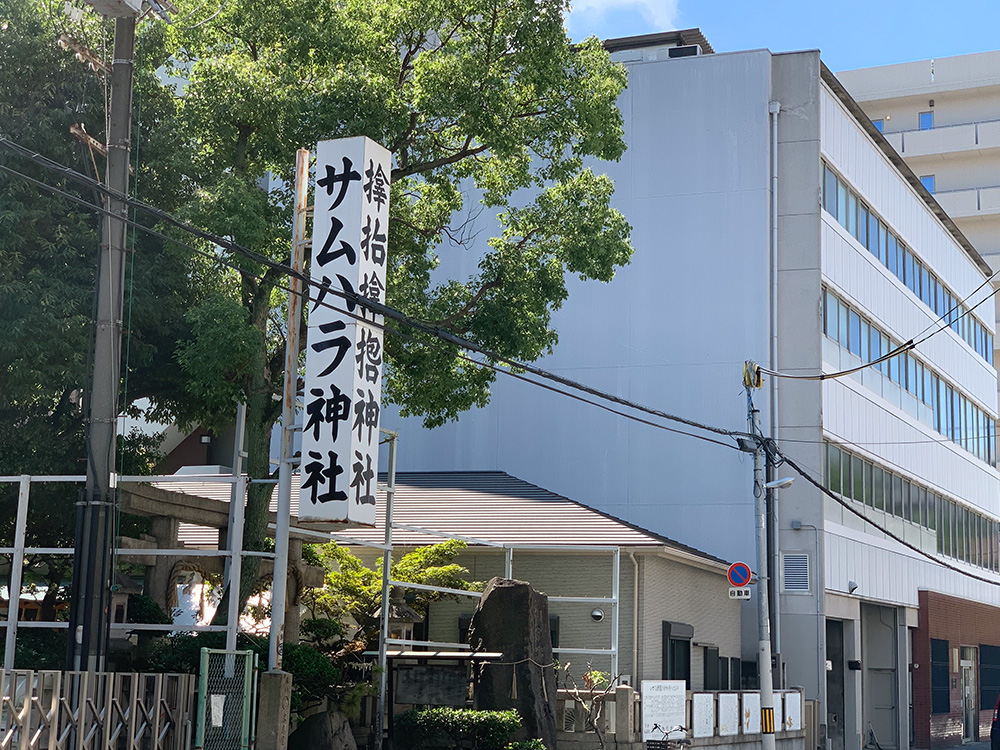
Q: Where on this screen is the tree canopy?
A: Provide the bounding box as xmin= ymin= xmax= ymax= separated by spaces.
xmin=2 ymin=0 xmax=633 ymax=618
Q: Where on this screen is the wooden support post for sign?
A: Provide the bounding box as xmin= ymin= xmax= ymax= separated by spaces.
xmin=269 ymin=148 xmax=310 ymax=672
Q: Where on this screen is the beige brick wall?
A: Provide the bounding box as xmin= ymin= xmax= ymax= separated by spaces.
xmin=637 ymin=554 xmax=742 ymax=689
xmin=349 ymin=545 xmax=742 ymax=689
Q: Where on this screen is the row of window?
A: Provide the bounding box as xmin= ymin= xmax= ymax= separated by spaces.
xmin=825 ymin=442 xmax=1000 ymax=572
xmin=822 ymin=162 xmax=993 ymax=364
xmin=872 ymin=110 xmax=934 ymax=133
xmin=823 ymin=288 xmax=997 ymax=466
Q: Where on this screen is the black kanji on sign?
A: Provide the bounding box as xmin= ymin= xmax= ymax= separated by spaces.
xmin=355 ymin=327 xmax=382 ymax=384
xmin=317 ymin=157 xmax=361 ymax=210
xmin=353 ymin=388 xmax=380 ymax=444
xmin=312 ymin=320 xmax=352 ymax=377
xmin=305 ymin=384 xmax=351 ymax=441
xmin=359 ymin=272 xmax=385 ymax=319
xmin=364 ymin=159 xmax=388 ymax=208
xmin=316 ymin=216 xmax=357 ymax=267
xmin=313 ymin=274 xmax=357 ymax=314
xmin=302 ymin=450 xmax=347 ymax=504
xmin=360 ymin=215 xmax=386 ymax=266
xmin=351 ymin=450 xmax=376 ymax=506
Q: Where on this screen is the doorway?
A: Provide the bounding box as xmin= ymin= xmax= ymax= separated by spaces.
xmin=961 ymin=646 xmax=978 ymax=743
xmin=862 ymin=604 xmax=898 ymax=750
xmin=827 ymin=619 xmax=846 ymax=750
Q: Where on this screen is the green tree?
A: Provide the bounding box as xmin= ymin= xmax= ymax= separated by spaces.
xmin=303 ymin=539 xmax=477 ymax=649
xmin=0 ymin=0 xmax=193 ymax=621
xmin=154 ymin=0 xmax=632 ymax=618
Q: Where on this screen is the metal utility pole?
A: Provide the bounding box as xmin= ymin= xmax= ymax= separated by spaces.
xmin=269 ymin=148 xmax=311 ymax=671
xmin=744 ymin=361 xmax=776 ymax=750
xmin=67 ymin=14 xmax=137 ymax=672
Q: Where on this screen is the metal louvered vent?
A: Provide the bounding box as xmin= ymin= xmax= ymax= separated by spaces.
xmin=782 ymin=553 xmax=810 ymax=592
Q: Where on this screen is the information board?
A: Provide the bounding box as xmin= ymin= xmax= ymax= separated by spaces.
xmin=641 ymin=680 xmax=686 ymax=741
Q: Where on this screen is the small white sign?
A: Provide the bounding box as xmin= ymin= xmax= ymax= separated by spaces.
xmin=641 ymin=680 xmax=687 ymax=741
xmin=784 ymin=691 xmax=802 ymax=730
xmin=692 ymin=693 xmax=714 ymax=738
xmin=742 ymin=692 xmax=761 ymax=734
xmin=730 ymin=587 xmax=751 ymax=600
xmin=718 ymin=693 xmax=739 ymax=736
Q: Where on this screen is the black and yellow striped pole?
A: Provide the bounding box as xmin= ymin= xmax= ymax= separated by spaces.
xmin=761 ymin=706 xmax=775 ymax=734
xmin=746 ymin=362 xmax=777 ymax=750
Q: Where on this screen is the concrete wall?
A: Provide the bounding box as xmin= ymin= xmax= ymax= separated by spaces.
xmin=382 ymin=47 xmax=775 ymax=567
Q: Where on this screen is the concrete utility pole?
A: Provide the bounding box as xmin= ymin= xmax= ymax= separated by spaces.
xmin=744 ymin=361 xmax=776 ymax=750
xmin=67 ymin=14 xmax=136 ymax=672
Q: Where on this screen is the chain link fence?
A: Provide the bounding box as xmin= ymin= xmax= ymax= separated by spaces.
xmin=194 ymin=649 xmax=257 ymax=750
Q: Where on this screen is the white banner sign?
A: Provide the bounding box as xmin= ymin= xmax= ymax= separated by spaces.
xmin=299 ymin=136 xmax=390 ymax=526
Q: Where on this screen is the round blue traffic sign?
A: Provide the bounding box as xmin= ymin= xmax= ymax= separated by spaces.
xmin=727 ymin=562 xmax=752 ymax=587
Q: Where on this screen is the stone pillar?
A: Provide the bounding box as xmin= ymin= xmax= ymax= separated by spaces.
xmin=145 ymin=516 xmax=179 ymax=613
xmin=469 ymin=578 xmax=557 ymax=750
xmin=257 ymin=670 xmax=293 ymax=750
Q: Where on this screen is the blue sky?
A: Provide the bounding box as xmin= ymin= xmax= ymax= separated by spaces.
xmin=566 ymin=0 xmax=1000 ymax=72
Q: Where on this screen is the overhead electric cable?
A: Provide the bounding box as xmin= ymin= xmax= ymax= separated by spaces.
xmin=0 ymin=158 xmax=746 ymax=450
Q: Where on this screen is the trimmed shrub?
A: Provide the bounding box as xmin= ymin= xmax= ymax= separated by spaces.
xmin=394 ymin=708 xmax=523 ymax=749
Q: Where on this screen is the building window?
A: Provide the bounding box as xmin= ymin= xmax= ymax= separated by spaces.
xmin=703 ymin=647 xmax=721 ymax=690
xmin=872 ymin=119 xmax=884 ymax=132
xmin=983 ymin=645 xmax=1000 ymax=711
xmin=921 ymin=175 xmax=936 ymax=194
xmin=662 ymin=621 xmax=693 ymax=687
xmin=931 ymin=639 xmax=950 ymax=713
xmin=824 ymin=440 xmax=1000 ymax=572
xmin=920 ymin=111 xmax=934 ymax=130
xmin=820 ymin=161 xmax=993 ymax=365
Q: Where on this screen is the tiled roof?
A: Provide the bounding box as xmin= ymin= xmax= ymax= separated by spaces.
xmin=159 ymin=471 xmax=726 ymax=566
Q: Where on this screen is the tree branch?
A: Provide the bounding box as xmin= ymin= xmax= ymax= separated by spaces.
xmin=432 ymin=276 xmax=504 ymax=329
xmin=391 ymin=143 xmax=489 ymax=179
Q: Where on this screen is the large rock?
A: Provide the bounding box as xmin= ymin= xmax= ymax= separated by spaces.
xmin=468 ymin=578 xmax=557 ymax=750
xmin=287 ymin=710 xmax=357 ymax=750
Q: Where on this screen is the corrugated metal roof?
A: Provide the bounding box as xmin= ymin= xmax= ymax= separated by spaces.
xmin=159 ymin=472 xmax=726 ymax=565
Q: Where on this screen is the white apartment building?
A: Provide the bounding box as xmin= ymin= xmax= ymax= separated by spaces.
xmin=838 ymin=52 xmax=1000 ymax=369
xmin=383 ymin=32 xmax=1000 ymax=750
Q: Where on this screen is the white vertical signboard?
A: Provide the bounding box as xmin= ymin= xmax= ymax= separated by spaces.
xmin=299 ymin=136 xmax=390 ymax=526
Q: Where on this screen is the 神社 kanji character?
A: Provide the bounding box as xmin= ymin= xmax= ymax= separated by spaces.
xmin=351 ymin=450 xmax=376 ymax=505
xmin=316 ymin=216 xmax=357 ymax=267
xmin=305 ymin=384 xmax=351 ymax=441
xmin=360 ymin=215 xmax=386 ymax=266
xmin=312 ymin=320 xmax=352 ymax=377
xmin=355 ymin=327 xmax=382 ymax=384
xmin=317 ymin=157 xmax=361 ymax=210
xmin=313 ymin=274 xmax=357 ymax=315
xmin=353 ymin=388 xmax=380 ymax=444
xmin=302 ymin=450 xmax=347 ymax=504
xmin=364 ymin=159 xmax=388 ymax=209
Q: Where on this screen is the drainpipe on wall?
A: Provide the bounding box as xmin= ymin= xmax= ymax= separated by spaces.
xmin=768 ymin=99 xmax=783 ymax=687
xmin=628 ymin=550 xmax=640 ymax=683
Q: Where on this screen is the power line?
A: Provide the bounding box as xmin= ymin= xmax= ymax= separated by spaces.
xmin=0 ymin=157 xmax=744 ymax=451
xmin=0 ymin=137 xmax=745 ymax=442
xmin=758 ymin=251 xmax=1000 ymax=383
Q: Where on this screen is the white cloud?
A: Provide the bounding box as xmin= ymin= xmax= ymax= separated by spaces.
xmin=566 ymin=0 xmax=681 ymax=35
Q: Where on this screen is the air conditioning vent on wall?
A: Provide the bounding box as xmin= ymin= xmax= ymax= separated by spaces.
xmin=668 ymin=44 xmax=702 ymax=58
xmin=782 ymin=553 xmax=810 ymax=592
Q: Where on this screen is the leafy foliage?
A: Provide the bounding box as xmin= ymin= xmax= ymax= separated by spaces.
xmin=303 ymin=539 xmax=477 ymax=647
xmin=394 ymin=708 xmax=524 ymax=750
xmin=139 ymin=632 xmax=341 ymax=712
